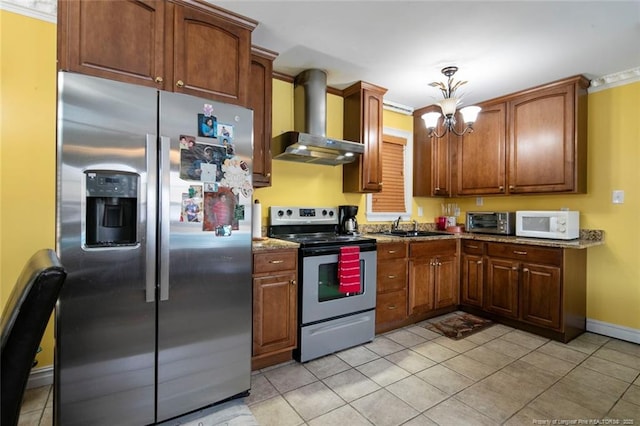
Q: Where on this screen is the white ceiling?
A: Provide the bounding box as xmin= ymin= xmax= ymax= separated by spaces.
xmin=214 ymin=0 xmax=640 ymax=110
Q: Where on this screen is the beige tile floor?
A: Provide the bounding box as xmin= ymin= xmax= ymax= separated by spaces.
xmin=19 ymin=313 xmax=640 ymax=425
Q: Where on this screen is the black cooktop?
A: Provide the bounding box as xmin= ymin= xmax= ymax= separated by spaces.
xmin=274 ymin=233 xmax=376 ymax=248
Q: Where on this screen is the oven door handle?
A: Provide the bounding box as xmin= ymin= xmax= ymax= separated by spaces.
xmin=302 ymin=242 xmax=377 ymax=257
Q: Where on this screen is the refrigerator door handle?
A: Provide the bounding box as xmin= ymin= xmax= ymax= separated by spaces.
xmin=159 ymin=135 xmax=171 ymax=301
xmin=146 ymin=134 xmax=158 ymax=303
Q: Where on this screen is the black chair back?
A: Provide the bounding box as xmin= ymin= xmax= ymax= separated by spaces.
xmin=1 ymin=249 xmax=66 ymax=426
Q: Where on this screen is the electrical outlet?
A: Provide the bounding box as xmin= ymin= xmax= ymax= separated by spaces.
xmin=612 ymin=190 xmax=625 ymax=204
xmin=476 ymin=197 xmax=483 ymax=206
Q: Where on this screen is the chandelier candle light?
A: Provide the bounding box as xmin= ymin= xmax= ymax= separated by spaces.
xmin=422 ymin=66 xmax=481 ymax=138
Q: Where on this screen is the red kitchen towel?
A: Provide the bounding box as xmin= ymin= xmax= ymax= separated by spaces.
xmin=338 ymin=246 xmax=361 ymax=294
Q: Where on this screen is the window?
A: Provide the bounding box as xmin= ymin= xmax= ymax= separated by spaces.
xmin=366 ymin=127 xmax=412 ymax=221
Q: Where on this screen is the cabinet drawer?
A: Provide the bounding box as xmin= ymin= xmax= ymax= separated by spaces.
xmin=253 ymin=250 xmax=297 ymax=274
xmin=377 ymin=261 xmax=407 ymax=293
xmin=377 ymin=242 xmax=407 ymax=260
xmin=487 ymin=243 xmax=561 ymax=266
xmin=410 ymin=240 xmax=457 ymax=258
xmin=376 ymin=290 xmax=407 ymax=324
xmin=461 ymin=240 xmax=485 ymax=255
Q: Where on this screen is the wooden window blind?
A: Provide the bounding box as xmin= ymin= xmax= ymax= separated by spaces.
xmin=372 ymin=134 xmax=406 ymax=212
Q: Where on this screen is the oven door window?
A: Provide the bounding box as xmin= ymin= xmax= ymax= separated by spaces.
xmin=318 ymin=259 xmax=364 ymax=302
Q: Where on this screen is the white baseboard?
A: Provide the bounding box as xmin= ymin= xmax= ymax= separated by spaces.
xmin=27 ymin=366 xmax=53 ymax=389
xmin=586 ymin=318 xmax=640 ymax=344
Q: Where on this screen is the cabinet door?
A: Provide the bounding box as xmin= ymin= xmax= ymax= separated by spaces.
xmin=456 ymin=102 xmax=507 ymax=195
xmin=58 ymin=0 xmax=166 ymax=89
xmin=408 ymin=257 xmax=435 ymax=315
xmin=520 ymin=262 xmax=562 ymax=329
xmin=434 ymin=254 xmax=458 ymax=309
xmin=461 ymin=253 xmax=484 ymax=307
xmin=485 ymin=257 xmax=519 ymax=318
xmin=252 ymin=272 xmax=297 ymax=356
xmin=413 ymin=106 xmax=453 ymax=197
xmin=508 ymin=83 xmax=577 ymax=193
xmin=249 ymin=47 xmax=277 ymax=187
xmin=343 ymin=82 xmax=388 ymax=193
xmin=172 ymin=3 xmax=252 ymax=104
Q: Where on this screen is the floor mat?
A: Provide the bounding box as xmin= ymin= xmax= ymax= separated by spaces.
xmin=425 ymin=312 xmax=493 ymax=340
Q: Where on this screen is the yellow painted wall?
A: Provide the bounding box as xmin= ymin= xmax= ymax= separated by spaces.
xmin=1 ymin=11 xmax=58 ymax=366
xmin=1 ymin=10 xmax=638 ymax=373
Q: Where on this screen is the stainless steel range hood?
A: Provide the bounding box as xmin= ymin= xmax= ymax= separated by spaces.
xmin=272 ymin=69 xmax=364 ymax=166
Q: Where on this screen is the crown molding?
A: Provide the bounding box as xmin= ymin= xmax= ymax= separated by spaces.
xmin=589 ymin=67 xmax=640 ymax=93
xmin=0 ymin=0 xmax=56 ymax=23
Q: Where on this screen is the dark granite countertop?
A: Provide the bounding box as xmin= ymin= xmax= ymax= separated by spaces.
xmin=251 ymin=229 xmax=604 ymax=251
xmin=368 ymin=230 xmax=604 ymax=249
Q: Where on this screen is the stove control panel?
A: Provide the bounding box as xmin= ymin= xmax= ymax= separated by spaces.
xmin=270 ymin=206 xmax=338 ymax=225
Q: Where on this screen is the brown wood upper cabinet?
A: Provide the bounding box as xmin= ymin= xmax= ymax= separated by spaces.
xmin=58 ymin=0 xmax=257 ymax=106
xmin=507 ymin=76 xmax=588 ymax=194
xmin=415 ymin=75 xmax=588 ymax=197
xmin=455 ymin=101 xmax=507 ymax=195
xmin=413 ymin=105 xmax=456 ymax=197
xmin=249 ymin=46 xmax=278 ymax=188
xmin=343 ymin=81 xmax=388 ymax=193
xmin=458 ymin=76 xmax=588 ymax=195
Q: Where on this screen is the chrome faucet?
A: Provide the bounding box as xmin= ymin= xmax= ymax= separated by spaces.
xmin=413 ymin=220 xmax=418 ymax=231
xmin=391 ymin=216 xmax=402 ymax=231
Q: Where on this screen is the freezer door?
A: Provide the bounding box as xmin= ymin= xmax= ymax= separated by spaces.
xmin=156 ymin=92 xmax=253 ymax=422
xmin=55 ymin=73 xmax=157 ymax=425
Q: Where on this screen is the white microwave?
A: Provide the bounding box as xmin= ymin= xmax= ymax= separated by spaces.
xmin=515 ymin=211 xmax=580 ymax=240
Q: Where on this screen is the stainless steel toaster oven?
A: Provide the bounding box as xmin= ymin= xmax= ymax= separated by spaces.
xmin=466 ymin=211 xmax=516 ymax=235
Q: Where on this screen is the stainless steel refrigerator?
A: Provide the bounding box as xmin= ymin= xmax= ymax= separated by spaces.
xmin=54 ymin=72 xmax=253 ymax=425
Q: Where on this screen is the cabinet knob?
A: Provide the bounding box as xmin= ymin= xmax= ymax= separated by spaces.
xmin=434 ymin=187 xmax=440 ymax=191
xmin=388 ymin=275 xmax=396 ymax=279
xmin=477 ymin=260 xmax=482 ymax=265
xmin=155 ymin=76 xmax=163 ymax=84
xmin=522 ymin=268 xmax=529 ymax=273
xmin=387 ymin=305 xmax=397 ymax=310
xmin=509 ymin=185 xmax=515 ymax=190
xmin=499 ymin=186 xmax=505 ymax=192
xmin=512 ymin=266 xmax=518 ymax=271
xmin=290 ymin=279 xmax=296 ymax=286
xmin=176 ymin=80 xmax=185 ymax=88
xmin=266 ymin=173 xmax=271 ymax=177
xmin=388 ymin=250 xmax=397 ymax=254
xmin=269 ymin=259 xmax=284 ymax=264
xmin=379 ymin=182 xmax=384 ymax=187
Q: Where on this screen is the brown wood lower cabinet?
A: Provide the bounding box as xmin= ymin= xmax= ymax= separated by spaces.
xmin=460 ymin=240 xmax=485 ymax=308
xmin=476 ymin=242 xmax=586 ymax=342
xmin=408 ymin=240 xmax=458 ymax=316
xmin=375 ymin=242 xmax=408 ymax=332
xmin=252 ymin=249 xmax=297 ymax=369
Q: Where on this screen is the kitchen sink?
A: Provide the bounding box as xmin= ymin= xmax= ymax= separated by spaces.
xmin=370 ymin=230 xmax=450 ymax=238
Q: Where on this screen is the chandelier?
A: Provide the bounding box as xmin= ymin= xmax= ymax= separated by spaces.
xmin=421 ymin=66 xmax=481 ymax=138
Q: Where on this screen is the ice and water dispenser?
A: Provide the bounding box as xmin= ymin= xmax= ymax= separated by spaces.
xmin=85 ymin=171 xmax=139 ymax=247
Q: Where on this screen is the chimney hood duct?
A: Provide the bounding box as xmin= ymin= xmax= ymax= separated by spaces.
xmin=272 ymin=69 xmax=364 ymax=166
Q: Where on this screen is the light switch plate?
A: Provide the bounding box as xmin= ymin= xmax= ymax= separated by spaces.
xmin=476 ymin=197 xmax=483 ymax=206
xmin=612 ymin=190 xmax=624 ymax=204
xmin=417 ymin=207 xmax=424 ymax=217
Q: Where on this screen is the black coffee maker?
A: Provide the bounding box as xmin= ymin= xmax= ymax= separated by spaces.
xmin=338 ymin=205 xmax=359 ymax=235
